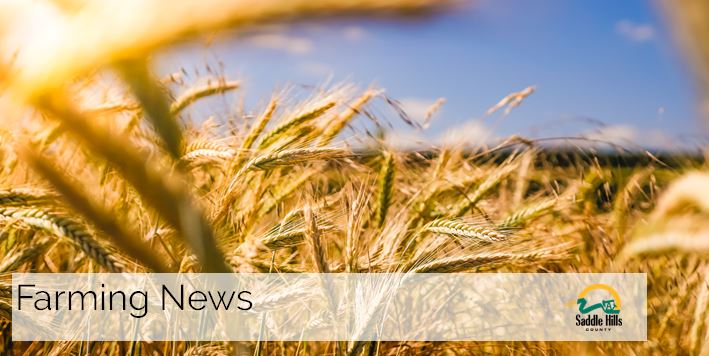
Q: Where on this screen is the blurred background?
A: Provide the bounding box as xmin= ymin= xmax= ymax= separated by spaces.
xmin=157 ymin=0 xmax=706 ymax=150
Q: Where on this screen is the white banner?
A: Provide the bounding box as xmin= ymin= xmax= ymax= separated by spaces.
xmin=11 ymin=273 xmax=646 ymax=341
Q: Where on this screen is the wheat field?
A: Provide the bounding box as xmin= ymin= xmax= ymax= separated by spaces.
xmin=1 ymin=0 xmax=709 ymax=355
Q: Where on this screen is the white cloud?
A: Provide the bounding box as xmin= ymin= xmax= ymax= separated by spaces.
xmin=385 ymin=118 xmax=497 ymax=150
xmin=581 ymin=124 xmax=696 ymax=150
xmin=342 ymin=26 xmax=366 ymax=41
xmin=384 ymin=130 xmax=427 ymax=150
xmin=437 ymin=121 xmax=496 ymax=147
xmin=584 ymin=124 xmax=638 ymax=145
xmin=298 ymin=61 xmax=333 ymax=78
xmin=616 ymin=20 xmax=654 ymax=43
xmin=245 ymin=33 xmax=313 ymax=54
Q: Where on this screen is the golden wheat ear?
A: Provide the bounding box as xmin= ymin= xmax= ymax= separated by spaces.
xmin=410 ymin=250 xmax=554 ymax=273
xmin=375 ymin=150 xmax=395 ymax=227
xmin=170 ymin=80 xmax=240 ymax=117
xmin=424 ymin=219 xmax=511 ymax=242
xmin=318 ymin=89 xmax=379 ymax=147
xmin=0 ymin=206 xmax=124 ymax=272
xmin=498 ymin=197 xmax=557 ymax=229
xmin=257 ymin=100 xmax=336 ymax=149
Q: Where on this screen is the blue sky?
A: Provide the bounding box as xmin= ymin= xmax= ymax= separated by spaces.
xmin=158 ymin=0 xmax=706 ymax=150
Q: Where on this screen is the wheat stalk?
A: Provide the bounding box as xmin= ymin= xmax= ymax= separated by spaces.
xmin=304 ymin=205 xmax=329 ymax=273
xmin=345 ymin=182 xmax=370 ymax=273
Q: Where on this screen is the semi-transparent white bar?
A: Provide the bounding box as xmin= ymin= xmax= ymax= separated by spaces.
xmin=12 ymin=273 xmax=646 ymax=341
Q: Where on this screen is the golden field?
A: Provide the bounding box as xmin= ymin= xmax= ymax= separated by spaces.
xmin=1 ymin=0 xmax=709 ymax=354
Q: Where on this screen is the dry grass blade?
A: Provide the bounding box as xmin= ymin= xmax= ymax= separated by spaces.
xmin=0 ymin=207 xmax=124 ymax=272
xmin=424 ymin=219 xmax=510 ymax=242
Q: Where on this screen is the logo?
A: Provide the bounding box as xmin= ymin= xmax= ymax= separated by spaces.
xmin=568 ymin=284 xmax=623 ymax=332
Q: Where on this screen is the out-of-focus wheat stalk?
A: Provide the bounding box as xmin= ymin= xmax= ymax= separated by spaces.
xmin=0 ymin=0 xmax=455 ymax=100
xmin=24 ymin=148 xmax=171 ymax=272
xmin=663 ymin=0 xmax=709 ymax=121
